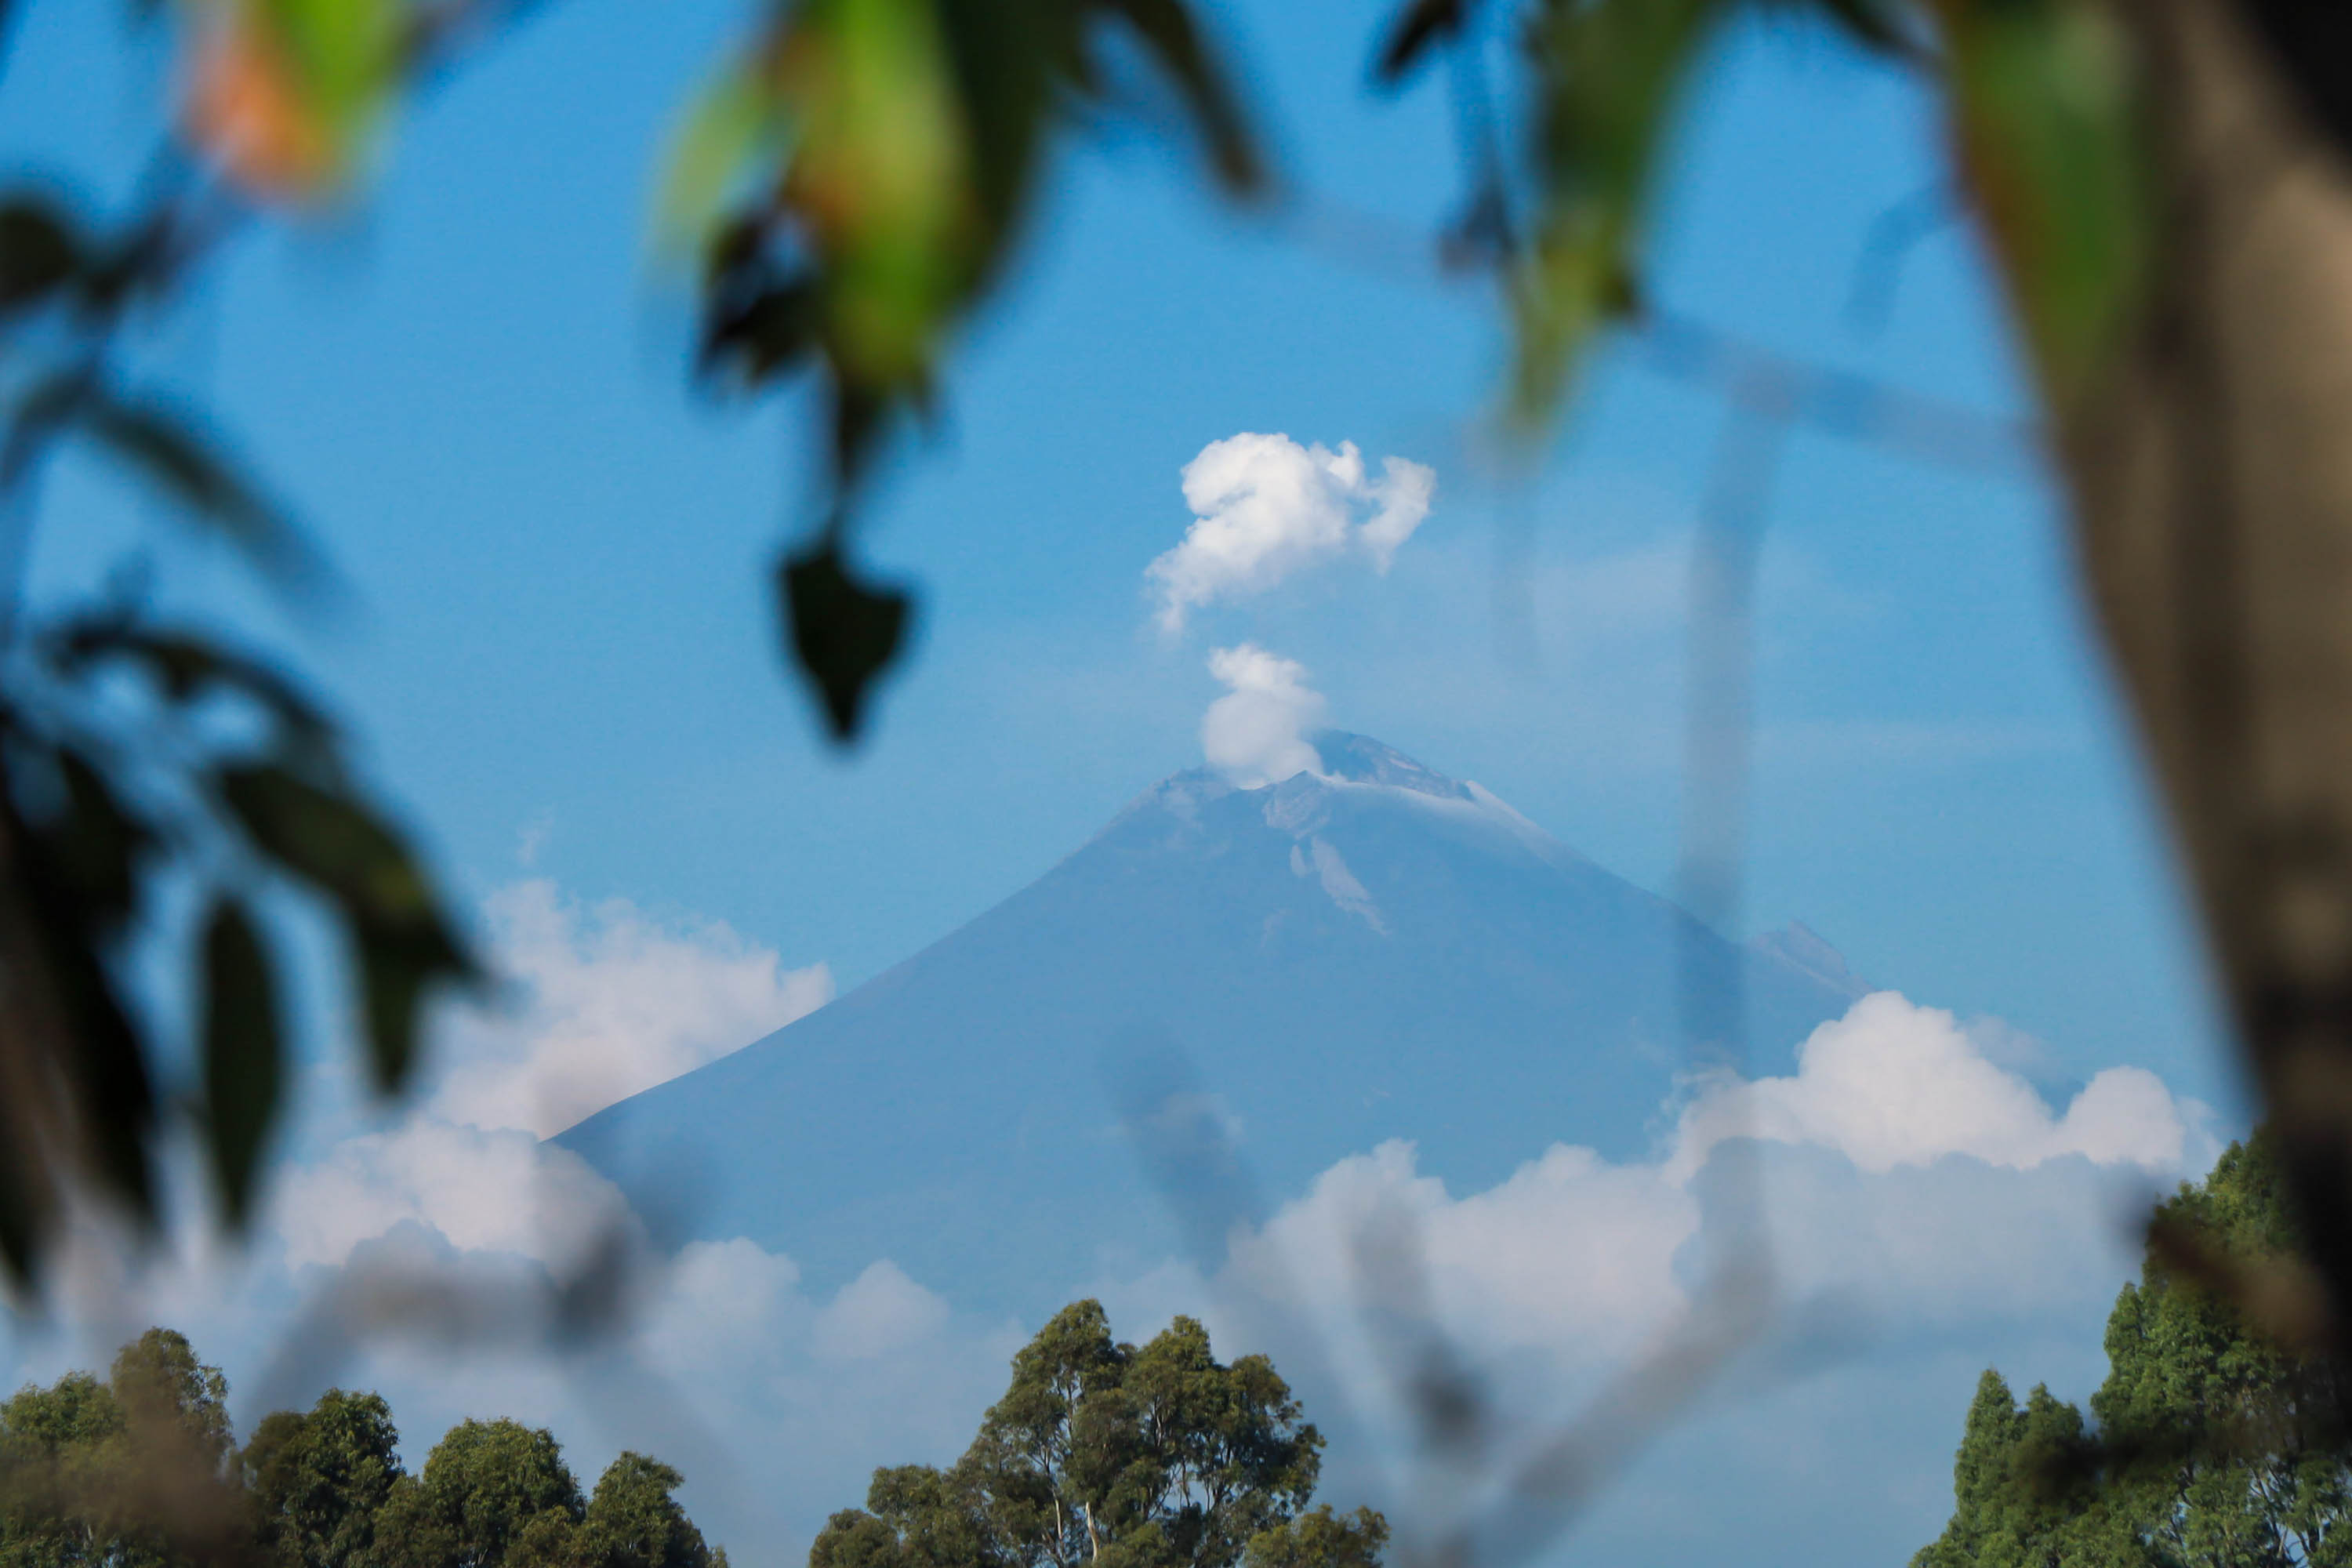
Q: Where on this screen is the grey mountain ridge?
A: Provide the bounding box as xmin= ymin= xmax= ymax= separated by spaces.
xmin=557 ymin=732 xmax=1865 ymax=1315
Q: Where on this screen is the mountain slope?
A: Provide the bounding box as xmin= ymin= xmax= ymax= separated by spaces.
xmin=557 ymin=735 xmax=1863 ymax=1314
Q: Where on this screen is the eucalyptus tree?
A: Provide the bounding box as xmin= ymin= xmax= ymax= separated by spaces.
xmin=811 ymin=1301 xmax=1381 ymax=1568
xmin=1915 ymin=1134 xmax=2352 ymax=1568
xmin=242 ymin=1390 xmax=404 ymax=1568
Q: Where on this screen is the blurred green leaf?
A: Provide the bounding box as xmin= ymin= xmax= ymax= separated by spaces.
xmin=779 ymin=541 xmax=912 ymax=742
xmin=660 ymin=61 xmax=790 ymax=252
xmin=216 ymin=763 xmax=474 ymax=1092
xmin=182 ymin=0 xmax=403 ymax=195
xmin=1510 ymin=0 xmax=1722 ymax=424
xmin=1945 ymin=0 xmax=2147 ymax=406
xmin=198 ymin=895 xmax=281 ymax=1229
xmin=780 ymin=0 xmax=974 ymax=391
xmin=0 ymin=194 xmax=80 ymax=313
xmin=75 ymin=394 xmax=337 ymax=597
xmin=263 ymin=0 xmax=401 ymax=139
xmin=686 ymin=0 xmax=1259 ymax=742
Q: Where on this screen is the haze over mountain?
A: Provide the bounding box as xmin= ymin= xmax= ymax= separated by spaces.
xmin=558 ymin=733 xmax=1864 ymax=1314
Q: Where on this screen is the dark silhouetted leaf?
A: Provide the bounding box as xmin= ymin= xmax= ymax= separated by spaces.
xmin=0 ymin=194 xmax=79 ymax=312
xmin=3 ymin=787 xmax=157 ymax=1221
xmin=219 ymin=764 xmax=422 ymax=921
xmin=352 ymin=932 xmax=459 ymax=1100
xmin=2240 ymin=0 xmax=2352 ymax=162
xmin=0 ymin=1150 xmax=37 ymax=1288
xmin=831 ymin=381 xmax=894 ymax=490
xmin=76 ymin=395 xmax=336 ymax=597
xmin=199 ymin=896 xmax=281 ymax=1229
xmin=1371 ymin=0 xmax=1465 ymax=85
xmin=51 ymin=620 xmax=336 ymax=745
xmin=702 ymin=277 xmax=822 ymax=388
xmin=49 ymin=746 xmax=153 ymax=932
xmin=1099 ymin=0 xmax=1265 ymax=194
xmin=216 ymin=764 xmax=474 ymax=1091
xmin=1805 ymin=0 xmax=1923 ymax=59
xmin=779 ymin=543 xmax=913 ymax=742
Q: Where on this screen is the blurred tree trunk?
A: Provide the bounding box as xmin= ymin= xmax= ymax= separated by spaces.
xmin=2043 ymin=0 xmax=2352 ymax=1310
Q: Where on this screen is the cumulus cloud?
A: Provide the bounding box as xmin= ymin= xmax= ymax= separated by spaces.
xmin=432 ymin=880 xmax=833 ymax=1138
xmin=273 ymin=1122 xmax=632 ymax=1272
xmin=811 ymin=1261 xmax=953 ymax=1361
xmin=271 ymin=880 xmax=833 ymax=1276
xmin=1148 ymin=434 xmax=1435 ymax=632
xmin=174 ymin=873 xmax=1005 ymax=1554
xmin=1202 ymin=644 xmax=1327 ymax=786
xmin=1665 ymin=992 xmax=2190 ymax=1181
xmin=1178 ymin=991 xmax=2209 ymax=1385
xmin=0 ymin=948 xmax=2227 ymax=1568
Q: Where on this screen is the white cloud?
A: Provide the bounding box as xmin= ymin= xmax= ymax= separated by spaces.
xmin=811 ymin=1261 xmax=953 ymax=1361
xmin=0 ymin=906 xmax=2222 ymax=1568
xmin=1202 ymin=644 xmax=1327 ymax=786
xmin=1147 ymin=434 xmax=1435 ymax=632
xmin=1178 ymin=991 xmax=2209 ymax=1387
xmin=269 ymin=880 xmax=831 ymax=1278
xmin=273 ymin=1120 xmax=633 ymax=1272
xmin=1665 ymin=992 xmax=2190 ymax=1181
xmin=432 ymin=880 xmax=833 ymax=1138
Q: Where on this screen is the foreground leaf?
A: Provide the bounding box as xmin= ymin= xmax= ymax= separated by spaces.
xmin=1511 ymin=0 xmax=1723 ymax=423
xmin=779 ymin=542 xmax=912 ymax=742
xmin=50 ymin=620 xmax=335 ymax=746
xmin=78 ymin=394 xmax=334 ymax=596
xmin=199 ymin=895 xmax=282 ymax=1228
xmin=1096 ymin=0 xmax=1265 ymax=194
xmin=659 ymin=61 xmax=790 ymax=252
xmin=180 ymin=0 xmax=402 ymax=198
xmin=217 ymin=764 xmax=473 ymax=1091
xmin=0 ymin=194 xmax=80 ymax=312
xmin=2 ymin=786 xmax=157 ymax=1221
xmin=1371 ymin=0 xmax=1466 ymax=86
xmin=1943 ymin=0 xmax=2148 ymax=407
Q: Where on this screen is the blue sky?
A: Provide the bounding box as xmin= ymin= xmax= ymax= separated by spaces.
xmin=3 ymin=0 xmax=2224 ymax=1095
xmin=0 ymin=0 xmax=2252 ymax=1561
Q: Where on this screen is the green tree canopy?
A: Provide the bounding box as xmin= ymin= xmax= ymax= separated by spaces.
xmin=811 ymin=1299 xmax=1381 ymax=1568
xmin=0 ymin=1329 xmax=243 ymax=1568
xmin=582 ymin=1454 xmax=719 ymax=1568
xmin=1912 ymin=1133 xmax=2352 ymax=1568
xmin=373 ymin=1419 xmax=584 ymax=1568
xmin=243 ymin=1389 xmax=404 ymax=1568
xmin=0 ymin=1331 xmax=723 ymax=1568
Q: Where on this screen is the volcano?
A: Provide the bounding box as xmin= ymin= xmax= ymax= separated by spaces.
xmin=557 ymin=734 xmax=1863 ymax=1312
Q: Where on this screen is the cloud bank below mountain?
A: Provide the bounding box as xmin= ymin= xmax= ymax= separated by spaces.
xmin=0 ymin=873 xmax=2218 ymax=1568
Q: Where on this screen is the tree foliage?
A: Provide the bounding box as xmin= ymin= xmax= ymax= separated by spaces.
xmin=1913 ymin=1134 xmax=2352 ymax=1568
xmin=2 ymin=4 xmax=2352 ymax=1526
xmin=0 ymin=1330 xmax=722 ymax=1568
xmin=810 ymin=1300 xmax=1381 ymax=1568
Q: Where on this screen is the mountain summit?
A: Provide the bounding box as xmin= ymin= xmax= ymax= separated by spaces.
xmin=558 ymin=735 xmax=1863 ymax=1312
